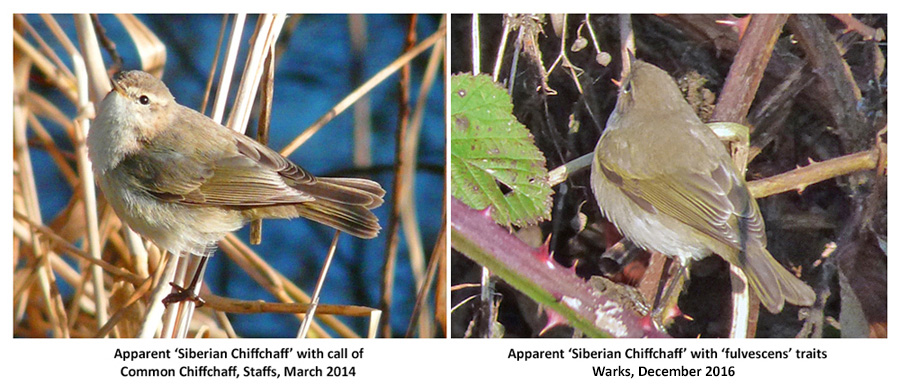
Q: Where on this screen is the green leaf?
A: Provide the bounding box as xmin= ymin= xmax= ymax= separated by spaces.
xmin=450 ymin=73 xmax=553 ymax=227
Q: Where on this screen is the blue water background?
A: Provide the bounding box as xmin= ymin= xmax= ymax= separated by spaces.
xmin=23 ymin=14 xmax=445 ymax=337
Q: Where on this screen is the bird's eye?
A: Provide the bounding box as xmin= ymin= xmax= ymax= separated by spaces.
xmin=139 ymin=95 xmax=150 ymax=105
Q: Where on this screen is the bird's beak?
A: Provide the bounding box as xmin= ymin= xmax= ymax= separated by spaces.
xmin=109 ymin=75 xmax=126 ymax=96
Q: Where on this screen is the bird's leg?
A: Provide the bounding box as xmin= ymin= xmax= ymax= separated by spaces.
xmin=162 ymin=251 xmax=211 ymax=307
xmin=651 ymin=262 xmax=686 ymax=319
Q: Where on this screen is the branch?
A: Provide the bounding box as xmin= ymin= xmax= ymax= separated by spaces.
xmin=451 ymin=198 xmax=669 ymax=338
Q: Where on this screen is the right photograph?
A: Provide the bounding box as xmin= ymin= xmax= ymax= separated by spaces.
xmin=450 ymin=14 xmax=886 ymax=338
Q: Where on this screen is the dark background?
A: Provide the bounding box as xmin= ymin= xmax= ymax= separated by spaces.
xmin=450 ymin=14 xmax=886 ymax=338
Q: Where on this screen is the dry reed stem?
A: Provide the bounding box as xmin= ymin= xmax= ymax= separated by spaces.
xmin=199 ymin=15 xmax=229 ymax=115
xmin=202 ymin=294 xmax=376 ymax=316
xmin=165 ymin=14 xmax=287 ymax=338
xmin=434 ymin=232 xmax=448 ymax=334
xmin=161 ymin=14 xmax=249 ymax=337
xmin=24 ymin=90 xmax=76 ymax=134
xmin=278 ymin=26 xmax=446 ymax=156
xmin=219 ymin=234 xmax=362 ymax=338
xmin=25 ymin=112 xmax=79 ymax=185
xmin=214 ymin=310 xmax=238 ymax=338
xmin=405 ymin=207 xmax=446 ymax=337
xmin=18 ymin=15 xmax=75 ymax=80
xmin=158 ymin=15 xmax=245 ymax=336
xmin=14 ymin=14 xmax=440 ymax=339
xmin=69 ymin=45 xmax=109 ymax=331
xmin=227 ymin=14 xmax=285 ymax=133
xmin=12 ymin=100 xmax=67 ymax=338
xmin=12 ymin=30 xmax=77 ymax=102
xmin=74 ymin=14 xmax=112 ymax=103
xmin=401 ymin=16 xmax=446 ymax=337
xmin=348 ymin=14 xmax=373 ymax=168
xmin=115 ymin=14 xmax=166 ymax=77
xmin=298 ymin=232 xmax=341 ymax=338
xmin=250 ymin=43 xmax=276 ymax=244
xmin=138 ymin=251 xmax=177 ymax=337
xmin=14 ymin=212 xmax=142 ymax=283
xmin=378 ymin=14 xmax=417 ymax=338
xmin=211 ymin=14 xmax=246 ymax=123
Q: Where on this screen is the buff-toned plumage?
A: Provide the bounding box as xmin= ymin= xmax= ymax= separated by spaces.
xmin=591 ymin=61 xmax=814 ymax=313
xmin=89 ymin=70 xmax=384 ymax=258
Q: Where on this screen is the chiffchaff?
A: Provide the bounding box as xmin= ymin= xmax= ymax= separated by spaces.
xmin=591 ymin=60 xmax=815 ymax=313
xmin=88 ymin=70 xmax=384 ymax=303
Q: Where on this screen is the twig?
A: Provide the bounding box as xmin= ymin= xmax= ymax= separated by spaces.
xmin=711 ymin=14 xmax=789 ymax=125
xmin=619 ymin=14 xmax=634 ymax=76
xmin=250 ymin=43 xmax=276 ymax=244
xmin=546 ymin=15 xmax=589 ymax=97
xmin=279 ymin=26 xmax=445 ymax=156
xmin=203 ymin=295 xmax=376 ymax=317
xmin=12 ymin=27 xmax=77 ymax=101
xmin=219 ymin=234 xmax=360 ymax=338
xmin=69 ymin=34 xmax=109 ymax=332
xmin=15 ymin=27 xmax=68 ymax=338
xmin=831 ymin=14 xmax=885 ymax=41
xmin=138 ymin=251 xmax=178 ymax=337
xmin=472 ymin=13 xmax=480 ymax=73
xmin=451 ymin=198 xmax=669 ymax=338
xmin=348 ymin=14 xmax=372 ymax=167
xmin=199 ymin=14 xmax=229 ymax=115
xmin=787 ymin=14 xmax=871 ymax=151
xmin=401 ymin=15 xmax=446 ymax=337
xmin=749 ymin=149 xmax=881 ymax=198
xmin=17 ymin=15 xmax=75 ymax=81
xmin=210 ymin=13 xmax=246 ymax=123
xmin=584 ymin=14 xmax=610 ymax=66
xmin=491 ymin=15 xmax=510 ymax=82
xmin=405 ymin=208 xmax=445 ymax=338
xmin=12 ymin=211 xmax=141 ymax=284
xmin=547 ymin=152 xmax=592 ymax=187
xmin=298 ymin=232 xmax=341 ymax=338
xmin=379 ymin=14 xmax=418 ymax=339
xmin=709 ymin=14 xmax=789 ymax=338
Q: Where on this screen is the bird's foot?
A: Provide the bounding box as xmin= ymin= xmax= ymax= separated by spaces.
xmin=162 ymin=282 xmax=205 ymax=308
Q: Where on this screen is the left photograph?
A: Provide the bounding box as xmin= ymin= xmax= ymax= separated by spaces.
xmin=13 ymin=14 xmax=446 ymax=338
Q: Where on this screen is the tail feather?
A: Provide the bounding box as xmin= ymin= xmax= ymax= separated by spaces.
xmin=293 ymin=177 xmax=384 ymax=239
xmin=293 ymin=177 xmax=384 ymax=208
xmin=246 ymin=176 xmax=384 ymax=239
xmin=294 ymin=198 xmax=381 ymax=239
xmin=741 ymin=246 xmax=816 ymax=313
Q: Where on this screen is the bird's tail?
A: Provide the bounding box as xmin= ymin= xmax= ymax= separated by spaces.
xmin=739 ymin=246 xmax=816 ymax=313
xmin=291 ymin=177 xmax=385 ymax=239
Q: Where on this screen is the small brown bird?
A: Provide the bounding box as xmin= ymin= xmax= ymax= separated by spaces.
xmin=88 ymin=70 xmax=384 ymax=303
xmin=591 ymin=60 xmax=815 ymax=313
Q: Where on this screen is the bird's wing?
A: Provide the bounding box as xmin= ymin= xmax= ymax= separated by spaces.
xmin=119 ymin=131 xmax=315 ymax=207
xmin=228 ymin=132 xmax=380 ymax=207
xmin=595 ymin=155 xmax=766 ymax=250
